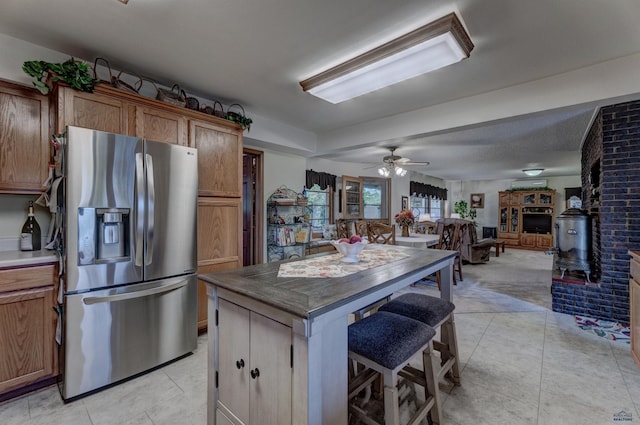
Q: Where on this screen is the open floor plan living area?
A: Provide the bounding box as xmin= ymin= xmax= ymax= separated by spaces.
xmin=1 ymin=249 xmax=637 ymax=425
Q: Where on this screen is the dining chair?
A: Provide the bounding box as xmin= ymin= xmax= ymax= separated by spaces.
xmin=336 ymin=219 xmax=350 ymax=239
xmin=354 ymin=220 xmax=369 ymax=238
xmin=367 ymin=222 xmax=396 ymax=245
xmin=415 ymin=220 xmax=437 ymax=235
xmin=425 ymin=222 xmax=461 ymax=288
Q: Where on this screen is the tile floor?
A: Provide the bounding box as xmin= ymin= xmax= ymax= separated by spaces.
xmin=1 ymin=249 xmax=638 ymax=425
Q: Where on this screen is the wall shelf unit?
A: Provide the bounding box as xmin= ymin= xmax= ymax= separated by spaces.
xmin=267 ymin=187 xmax=311 ymax=262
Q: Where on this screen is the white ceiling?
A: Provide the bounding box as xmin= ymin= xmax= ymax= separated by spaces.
xmin=2 ymin=0 xmax=640 ymax=181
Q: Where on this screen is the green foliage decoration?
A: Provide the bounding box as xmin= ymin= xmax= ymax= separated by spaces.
xmin=454 ymin=200 xmax=477 ymax=221
xmin=22 ymin=58 xmax=96 ymax=95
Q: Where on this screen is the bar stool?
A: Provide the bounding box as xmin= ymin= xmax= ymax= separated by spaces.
xmin=379 ymin=294 xmax=461 ymax=386
xmin=348 ymin=311 xmax=442 ymax=425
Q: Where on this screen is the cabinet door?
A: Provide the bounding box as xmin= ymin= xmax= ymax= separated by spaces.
xmin=0 ymin=286 xmax=55 ymax=393
xmin=250 ymin=312 xmax=292 ymax=425
xmin=631 ymin=273 xmax=640 ymax=367
xmin=539 ymin=191 xmax=554 ymax=205
xmin=0 ymin=82 xmax=49 ymax=193
xmin=57 ymin=86 xmax=128 ymax=134
xmin=520 ymin=233 xmax=536 ymax=248
xmin=197 ymin=198 xmax=242 ymax=330
xmin=218 ymin=299 xmax=251 ymax=424
xmin=498 ymin=191 xmax=510 ymax=207
xmin=133 ymin=105 xmax=187 ymax=145
xmin=189 ymin=120 xmax=242 ymax=197
xmin=536 ymin=234 xmax=553 ymax=249
xmin=342 ymin=176 xmax=362 ymax=219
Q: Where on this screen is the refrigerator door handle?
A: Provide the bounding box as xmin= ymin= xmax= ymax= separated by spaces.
xmin=82 ymin=279 xmax=188 ymax=305
xmin=135 ymin=152 xmax=145 ymax=267
xmin=145 ymin=153 xmax=155 ymax=266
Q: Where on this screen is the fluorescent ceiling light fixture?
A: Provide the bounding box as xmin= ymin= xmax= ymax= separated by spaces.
xmin=299 ymin=12 xmax=474 ymax=104
xmin=523 ymin=169 xmax=544 ymax=176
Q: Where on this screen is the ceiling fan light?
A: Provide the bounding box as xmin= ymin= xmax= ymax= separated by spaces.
xmin=523 ymin=168 xmax=544 ymax=176
xmin=378 ymin=167 xmax=389 ymax=177
xmin=395 ymin=166 xmax=407 ymax=177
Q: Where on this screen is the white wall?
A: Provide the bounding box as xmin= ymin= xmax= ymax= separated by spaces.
xmin=0 ymin=194 xmax=51 ymax=246
xmin=446 ymin=175 xmax=582 ymax=231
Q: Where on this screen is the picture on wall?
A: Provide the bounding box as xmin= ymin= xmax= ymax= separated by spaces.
xmin=401 ymin=196 xmax=408 ymax=210
xmin=470 ymin=193 xmax=484 ymax=208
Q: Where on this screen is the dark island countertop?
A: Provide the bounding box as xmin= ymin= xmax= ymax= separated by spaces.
xmin=199 ymin=245 xmax=457 ymax=320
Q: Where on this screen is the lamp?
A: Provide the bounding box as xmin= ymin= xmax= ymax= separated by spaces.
xmin=523 ymin=169 xmax=544 ymax=177
xmin=378 ymin=164 xmax=407 ymax=177
xmin=299 ymin=12 xmax=474 ymax=104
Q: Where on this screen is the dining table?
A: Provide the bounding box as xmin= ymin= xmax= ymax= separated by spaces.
xmin=201 ymin=244 xmax=458 ymax=425
xmin=395 ymin=232 xmax=440 ymax=248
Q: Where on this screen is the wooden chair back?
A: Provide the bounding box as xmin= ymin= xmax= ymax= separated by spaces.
xmin=415 ymin=220 xmax=437 ymax=235
xmin=436 ymin=223 xmax=458 ymax=250
xmin=354 ymin=220 xmax=369 ymax=237
xmin=336 ymin=219 xmax=349 ymax=239
xmin=368 ymin=222 xmax=396 ymax=245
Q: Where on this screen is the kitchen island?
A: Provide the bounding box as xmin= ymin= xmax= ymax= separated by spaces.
xmin=200 ymin=244 xmax=457 ymax=425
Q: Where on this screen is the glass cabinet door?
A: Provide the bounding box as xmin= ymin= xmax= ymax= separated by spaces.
xmin=342 ymin=176 xmax=362 ymax=219
xmin=510 ymin=207 xmax=519 ymax=232
xmin=500 ymin=207 xmax=508 ymax=232
xmin=522 ymin=193 xmax=536 ymax=205
xmin=540 ymin=193 xmax=553 ymax=204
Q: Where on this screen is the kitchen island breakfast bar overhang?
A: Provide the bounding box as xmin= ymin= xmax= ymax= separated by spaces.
xmin=200 ymin=245 xmax=458 ymax=425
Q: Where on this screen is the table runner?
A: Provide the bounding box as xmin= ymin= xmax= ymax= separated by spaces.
xmin=277 ymin=246 xmax=411 ymax=278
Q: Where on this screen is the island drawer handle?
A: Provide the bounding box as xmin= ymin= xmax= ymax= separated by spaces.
xmin=250 ymin=368 xmax=260 ymax=379
xmin=236 ymin=359 xmax=245 ymax=369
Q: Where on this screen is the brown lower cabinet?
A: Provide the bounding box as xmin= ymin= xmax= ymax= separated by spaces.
xmin=197 ymin=197 xmax=243 ymax=331
xmin=0 ymin=264 xmax=57 ymax=395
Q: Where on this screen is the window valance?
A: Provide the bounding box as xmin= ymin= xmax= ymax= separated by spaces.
xmin=306 ymin=169 xmax=337 ymax=190
xmin=410 ymin=181 xmax=447 ymax=200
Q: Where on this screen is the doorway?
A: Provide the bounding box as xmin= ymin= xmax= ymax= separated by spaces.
xmin=242 ymin=148 xmax=263 ymax=266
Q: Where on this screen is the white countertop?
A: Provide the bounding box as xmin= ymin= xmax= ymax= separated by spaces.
xmin=0 ymin=238 xmax=58 ymax=268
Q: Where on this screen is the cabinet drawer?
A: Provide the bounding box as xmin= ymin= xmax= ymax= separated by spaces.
xmin=0 ymin=265 xmax=55 ymax=293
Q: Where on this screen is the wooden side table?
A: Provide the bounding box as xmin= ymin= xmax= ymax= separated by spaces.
xmin=495 ymin=239 xmax=506 ymax=257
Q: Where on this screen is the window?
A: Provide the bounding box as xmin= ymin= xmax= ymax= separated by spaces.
xmin=410 ymin=195 xmax=442 ymax=220
xmin=305 ymin=184 xmax=333 ymax=234
xmin=362 ymin=178 xmax=389 ymax=220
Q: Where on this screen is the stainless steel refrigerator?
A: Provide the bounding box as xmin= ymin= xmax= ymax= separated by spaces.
xmin=59 ymin=126 xmax=198 ymax=400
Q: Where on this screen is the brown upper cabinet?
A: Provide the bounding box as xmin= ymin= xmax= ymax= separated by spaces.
xmin=189 ymin=120 xmax=242 ymax=197
xmin=0 ymin=80 xmax=50 ymax=194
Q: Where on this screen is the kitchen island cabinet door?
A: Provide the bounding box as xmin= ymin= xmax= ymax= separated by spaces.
xmin=189 ymin=120 xmax=242 ymax=198
xmin=56 ymin=86 xmax=128 ymax=135
xmin=0 ymin=81 xmax=49 ymax=193
xmin=217 ymin=298 xmax=292 ymax=425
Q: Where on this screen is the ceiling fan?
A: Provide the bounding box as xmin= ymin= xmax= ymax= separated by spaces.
xmin=377 ymin=146 xmax=430 ymax=177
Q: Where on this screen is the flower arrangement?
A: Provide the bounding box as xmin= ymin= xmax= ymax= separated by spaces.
xmin=394 ymin=209 xmax=415 ymax=227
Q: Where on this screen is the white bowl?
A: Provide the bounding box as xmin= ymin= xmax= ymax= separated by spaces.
xmin=330 ymin=240 xmax=368 ymax=263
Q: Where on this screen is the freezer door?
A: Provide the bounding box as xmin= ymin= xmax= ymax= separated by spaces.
xmin=143 ymin=140 xmax=198 ymax=281
xmin=61 ymin=275 xmax=197 ymax=400
xmin=65 ymin=126 xmax=143 ymax=293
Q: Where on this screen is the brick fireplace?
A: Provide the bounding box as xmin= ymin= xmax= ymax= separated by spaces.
xmin=551 ymin=98 xmax=640 ymax=322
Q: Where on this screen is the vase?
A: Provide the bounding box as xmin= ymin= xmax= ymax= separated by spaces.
xmin=401 ymin=224 xmax=410 ymax=237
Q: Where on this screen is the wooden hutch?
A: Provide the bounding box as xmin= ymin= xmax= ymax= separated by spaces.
xmin=498 ymin=189 xmax=555 ymax=250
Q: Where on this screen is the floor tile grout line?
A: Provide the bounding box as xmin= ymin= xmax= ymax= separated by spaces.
xmin=535 ymin=310 xmax=549 ymax=425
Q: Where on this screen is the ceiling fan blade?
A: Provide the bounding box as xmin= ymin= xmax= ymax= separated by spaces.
xmin=399 ymin=161 xmax=430 ymax=166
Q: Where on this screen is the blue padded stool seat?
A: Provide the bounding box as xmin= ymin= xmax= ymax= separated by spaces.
xmin=348 ymin=311 xmax=435 ymax=370
xmin=379 ymin=293 xmax=461 ymax=387
xmin=348 ymin=311 xmax=442 ymax=425
xmin=379 ymin=293 xmax=454 ymax=327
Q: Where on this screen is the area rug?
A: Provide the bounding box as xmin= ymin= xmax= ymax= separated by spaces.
xmin=575 ymin=315 xmax=631 ymax=344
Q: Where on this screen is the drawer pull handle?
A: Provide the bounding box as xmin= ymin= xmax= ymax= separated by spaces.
xmin=250 ymin=368 xmax=260 ymax=379
xmin=236 ymin=359 xmax=245 ymax=369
